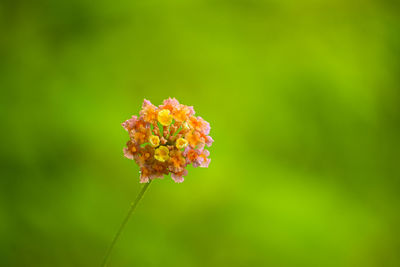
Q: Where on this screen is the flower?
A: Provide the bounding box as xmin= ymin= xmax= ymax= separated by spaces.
xmin=140 ymin=100 xmax=158 ymax=123
xmin=176 ymin=138 xmax=188 ymax=149
xmin=122 ymin=115 xmax=137 ymax=132
xmin=149 ymin=135 xmax=160 ymax=147
xmin=158 ymin=109 xmax=173 ymax=126
xmin=154 ymin=146 xmax=170 ymax=162
xmin=185 ymin=130 xmax=203 ymax=148
xmin=188 ymin=116 xmax=210 ymax=134
xmin=122 ymin=98 xmax=213 ymax=183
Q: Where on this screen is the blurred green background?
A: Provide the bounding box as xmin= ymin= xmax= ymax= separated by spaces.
xmin=1 ymin=0 xmax=400 ymax=266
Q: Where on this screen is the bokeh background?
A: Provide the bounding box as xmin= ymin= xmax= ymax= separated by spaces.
xmin=1 ymin=0 xmax=400 ymax=266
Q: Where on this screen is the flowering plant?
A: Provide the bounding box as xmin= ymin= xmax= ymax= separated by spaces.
xmin=102 ymin=98 xmax=213 ymax=266
xmin=122 ymin=98 xmax=213 ymax=183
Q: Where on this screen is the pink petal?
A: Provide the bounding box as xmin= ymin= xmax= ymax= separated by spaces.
xmin=206 ymin=136 xmax=214 ymax=147
xmin=171 ymin=173 xmax=184 ymax=183
xmin=200 ymin=158 xmax=211 ymax=168
xmin=122 ymin=116 xmax=137 ymax=131
xmin=140 ymin=176 xmax=150 ymax=183
xmin=123 ymin=147 xmax=133 ymax=160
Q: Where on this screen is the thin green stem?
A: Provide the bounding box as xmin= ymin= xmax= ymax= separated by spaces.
xmin=101 ymin=180 xmax=152 ymax=267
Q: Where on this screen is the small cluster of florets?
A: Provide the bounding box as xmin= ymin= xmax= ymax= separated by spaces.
xmin=122 ymin=98 xmax=213 ymax=183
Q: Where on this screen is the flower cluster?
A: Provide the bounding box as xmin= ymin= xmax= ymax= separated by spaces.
xmin=122 ymin=98 xmax=213 ymax=183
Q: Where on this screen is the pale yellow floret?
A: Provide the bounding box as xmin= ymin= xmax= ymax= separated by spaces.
xmin=154 ymin=146 xmax=169 ymax=162
xmin=176 ymin=138 xmax=188 ymax=149
xmin=149 ymin=135 xmax=160 ymax=147
xmin=158 ymin=109 xmax=173 ymax=126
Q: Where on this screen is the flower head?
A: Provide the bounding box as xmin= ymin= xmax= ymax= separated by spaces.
xmin=122 ymin=98 xmax=213 ymax=183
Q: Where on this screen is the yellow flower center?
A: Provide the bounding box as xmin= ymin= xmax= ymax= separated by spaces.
xmin=176 ymin=138 xmax=188 ymax=149
xmin=158 ymin=109 xmax=173 ymax=126
xmin=149 ymin=135 xmax=160 ymax=147
xmin=154 ymin=146 xmax=169 ymax=162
